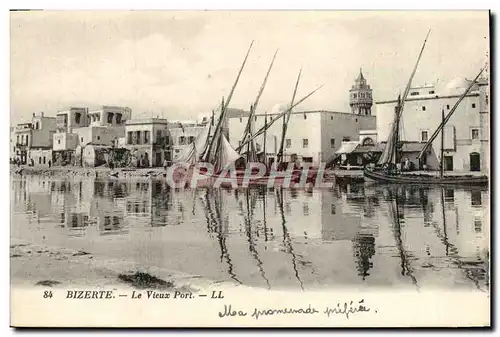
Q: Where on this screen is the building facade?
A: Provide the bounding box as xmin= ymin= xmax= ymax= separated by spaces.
xmin=88 ymin=106 xmax=131 ymax=127
xmin=228 ymin=109 xmax=376 ymax=167
xmin=56 ymin=107 xmax=89 ymax=133
xmin=13 ymin=112 xmax=57 ymax=165
xmin=167 ymin=122 xmax=206 ymax=163
xmin=124 ymin=118 xmax=170 ymax=167
xmin=73 ymin=126 xmax=125 ymax=147
xmin=375 ymin=76 xmax=489 ymax=173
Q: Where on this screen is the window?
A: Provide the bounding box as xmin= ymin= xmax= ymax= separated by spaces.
xmin=35 ymin=122 xmax=40 ymax=130
xmin=75 ymin=113 xmax=81 ymax=124
xmin=447 ymin=104 xmax=450 ymax=109
xmin=471 ymin=128 xmax=479 ymax=140
xmin=330 ymin=116 xmax=333 ymax=120
xmin=422 ymin=106 xmax=426 ymax=111
xmin=363 ymin=137 xmax=374 ymax=146
xmin=286 ymin=139 xmax=291 ymax=148
xmin=127 ymin=132 xmax=133 ymax=144
xmin=81 ymin=137 xmax=83 ymax=142
xmin=421 ymin=131 xmax=428 ymax=142
xmin=107 ymin=113 xmax=114 ymax=124
xmin=472 ymin=103 xmax=476 ymax=108
xmin=135 ymin=131 xmax=141 ymax=145
xmin=43 ymin=156 xmax=46 ymax=164
xmin=156 ymin=130 xmax=162 ymax=144
xmin=16 ymin=135 xmax=19 ymax=144
xmin=116 ymin=113 xmax=122 ymax=124
xmin=331 ymin=203 xmax=336 ymax=215
xmin=355 ymin=118 xmax=358 ymax=122
xmin=97 ymin=136 xmax=100 ymax=141
xmin=428 ymin=90 xmax=435 ymax=94
xmin=302 ymin=139 xmax=308 ymax=148
xmin=239 ymin=117 xmax=242 ymax=123
xmin=179 ymin=136 xmax=186 ymax=145
xmin=330 ymin=138 xmax=335 ymax=148
xmin=26 ymin=135 xmax=29 ymax=145
xmin=342 ymin=137 xmax=351 ymax=142
xmin=58 ymin=139 xmax=61 ymax=145
xmin=303 ymin=114 xmax=307 ymax=120
xmin=353 ymin=93 xmax=357 ymax=99
xmin=21 ymin=135 xmax=24 ymax=144
xmin=38 ymin=157 xmax=41 ymax=164
xmin=471 ymin=190 xmax=482 ymax=206
xmin=144 ymin=131 xmax=150 ymax=144
xmin=410 ymin=91 xmax=419 ymax=96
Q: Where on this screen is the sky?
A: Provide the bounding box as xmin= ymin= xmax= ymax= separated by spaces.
xmin=10 ymin=10 xmax=489 ymax=124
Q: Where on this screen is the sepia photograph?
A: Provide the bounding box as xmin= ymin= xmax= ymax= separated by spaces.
xmin=9 ymin=9 xmax=490 ymax=327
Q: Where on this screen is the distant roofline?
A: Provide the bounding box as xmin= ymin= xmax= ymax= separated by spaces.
xmin=56 ymin=107 xmax=89 ymax=113
xmin=376 ymin=92 xmax=480 ymax=105
xmin=125 ymin=118 xmax=169 ymax=125
xmin=88 ymin=105 xmax=132 ymax=111
xmin=229 ymin=110 xmax=374 ymax=118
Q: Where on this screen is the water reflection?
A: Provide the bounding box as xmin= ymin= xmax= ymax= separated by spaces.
xmin=10 ymin=174 xmax=489 ymax=291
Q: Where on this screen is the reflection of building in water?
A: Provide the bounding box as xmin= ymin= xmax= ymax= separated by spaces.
xmin=18 ymin=176 xmax=55 ymax=222
xmin=376 ymin=185 xmax=489 ymax=290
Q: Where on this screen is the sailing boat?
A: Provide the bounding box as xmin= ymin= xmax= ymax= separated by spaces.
xmin=173 ymin=44 xmax=324 ymax=188
xmin=364 ymin=32 xmax=488 ymax=186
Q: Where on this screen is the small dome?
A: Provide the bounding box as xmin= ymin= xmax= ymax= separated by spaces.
xmin=271 ymin=103 xmax=291 ymax=115
xmin=440 ymin=77 xmax=478 ymax=95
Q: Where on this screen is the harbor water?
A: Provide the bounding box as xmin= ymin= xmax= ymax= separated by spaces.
xmin=11 ymin=174 xmax=489 ymax=292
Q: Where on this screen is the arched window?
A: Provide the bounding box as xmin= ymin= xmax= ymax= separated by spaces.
xmin=363 ymin=137 xmax=374 ymax=146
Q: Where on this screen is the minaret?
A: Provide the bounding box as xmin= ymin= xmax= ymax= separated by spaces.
xmin=349 ymin=68 xmax=373 ymax=115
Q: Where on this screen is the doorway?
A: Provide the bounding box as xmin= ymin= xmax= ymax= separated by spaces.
xmin=470 ymin=153 xmax=481 ymax=172
xmin=155 ymin=152 xmax=162 ymax=167
xmin=443 ymin=156 xmax=454 ymax=171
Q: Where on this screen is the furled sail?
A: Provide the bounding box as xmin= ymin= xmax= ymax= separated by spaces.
xmin=173 ymin=122 xmax=212 ymax=164
xmin=214 ymin=134 xmax=243 ymax=172
xmin=377 ymin=30 xmax=431 ymax=167
xmin=377 ymin=98 xmax=401 ymax=166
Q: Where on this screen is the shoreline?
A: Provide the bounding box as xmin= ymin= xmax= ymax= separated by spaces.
xmin=11 ymin=165 xmax=363 ymax=180
xmin=11 ymin=165 xmax=168 ymax=180
xmin=10 ymin=165 xmax=489 ymax=183
xmin=10 ymin=238 xmax=242 ymax=292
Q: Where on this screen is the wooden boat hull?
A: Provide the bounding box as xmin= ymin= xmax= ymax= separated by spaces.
xmin=170 ymin=166 xmax=335 ymax=189
xmin=363 ymin=168 xmax=488 ymax=186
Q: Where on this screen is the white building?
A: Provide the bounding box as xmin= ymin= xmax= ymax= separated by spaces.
xmin=167 ymin=121 xmax=206 ymax=162
xmin=375 ymin=75 xmax=489 ymax=173
xmin=13 ymin=112 xmax=57 ymax=165
xmin=228 ymin=109 xmax=376 ymax=167
xmin=124 ymin=118 xmax=170 ymax=167
xmin=87 ymin=106 xmax=131 ymax=127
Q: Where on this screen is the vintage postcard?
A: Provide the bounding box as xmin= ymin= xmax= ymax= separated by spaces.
xmin=9 ymin=10 xmax=490 ymax=327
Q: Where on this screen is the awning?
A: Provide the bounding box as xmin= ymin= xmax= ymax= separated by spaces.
xmin=335 ymin=141 xmax=359 ymax=154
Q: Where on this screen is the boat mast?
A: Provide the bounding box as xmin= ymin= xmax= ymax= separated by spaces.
xmin=263 ymin=110 xmax=267 ymax=166
xmin=277 ymin=69 xmax=302 ymax=165
xmin=241 ymin=49 xmax=279 ymax=152
xmin=377 ymin=30 xmax=431 ymax=168
xmin=238 ymin=84 xmax=323 ymax=152
xmin=206 ymin=41 xmax=254 ymax=164
xmin=440 ymin=108 xmax=445 ymax=178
